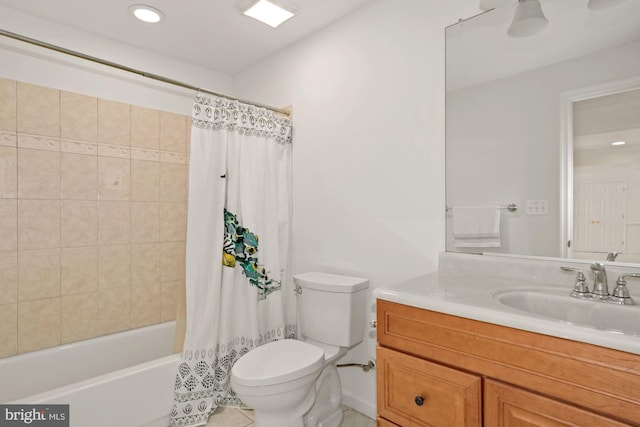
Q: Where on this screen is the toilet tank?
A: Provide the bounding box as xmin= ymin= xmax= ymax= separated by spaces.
xmin=294 ymin=272 xmax=369 ymax=348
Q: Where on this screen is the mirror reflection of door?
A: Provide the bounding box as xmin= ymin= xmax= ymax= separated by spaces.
xmin=572 ymin=88 xmax=640 ymax=263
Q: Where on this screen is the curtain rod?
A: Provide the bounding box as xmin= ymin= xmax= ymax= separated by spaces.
xmin=0 ymin=29 xmax=291 ymax=117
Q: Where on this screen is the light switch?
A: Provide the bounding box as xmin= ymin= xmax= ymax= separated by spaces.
xmin=526 ymin=200 xmax=548 ymax=215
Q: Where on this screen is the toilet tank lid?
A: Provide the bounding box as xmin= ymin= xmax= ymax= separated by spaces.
xmin=294 ymin=272 xmax=369 ymax=293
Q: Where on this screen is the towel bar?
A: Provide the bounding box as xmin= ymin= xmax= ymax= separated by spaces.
xmin=446 ymin=203 xmax=518 ymax=213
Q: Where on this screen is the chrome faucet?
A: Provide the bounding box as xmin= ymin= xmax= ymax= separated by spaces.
xmin=611 ymin=273 xmax=639 ymax=305
xmin=560 ymin=266 xmax=590 ymax=299
xmin=561 ymin=264 xmax=637 ymax=305
xmin=606 ymin=252 xmax=620 ymax=262
xmin=590 ymin=262 xmax=609 ymax=299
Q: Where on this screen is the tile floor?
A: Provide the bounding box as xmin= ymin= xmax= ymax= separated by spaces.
xmin=204 ymin=405 xmax=376 ymax=427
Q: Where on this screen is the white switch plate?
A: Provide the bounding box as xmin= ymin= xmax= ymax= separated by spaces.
xmin=526 ymin=200 xmax=548 ymax=215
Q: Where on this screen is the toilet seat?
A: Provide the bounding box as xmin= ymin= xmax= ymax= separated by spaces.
xmin=232 ymin=339 xmax=324 ymax=387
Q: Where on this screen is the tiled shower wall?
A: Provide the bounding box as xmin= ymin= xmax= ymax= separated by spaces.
xmin=0 ymin=78 xmax=189 ymax=357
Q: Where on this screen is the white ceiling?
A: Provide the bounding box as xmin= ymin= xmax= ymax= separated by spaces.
xmin=0 ymin=0 xmax=375 ymax=75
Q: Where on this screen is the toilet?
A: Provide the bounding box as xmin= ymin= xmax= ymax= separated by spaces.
xmin=230 ymin=272 xmax=369 ymax=427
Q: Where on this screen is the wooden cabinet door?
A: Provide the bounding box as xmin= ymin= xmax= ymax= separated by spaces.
xmin=377 ymin=346 xmax=481 ymax=427
xmin=378 ymin=417 xmax=400 ymax=426
xmin=485 ymin=379 xmax=632 ymax=426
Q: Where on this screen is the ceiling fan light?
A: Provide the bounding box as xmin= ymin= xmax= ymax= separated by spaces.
xmin=588 ymin=0 xmax=631 ymax=10
xmin=507 ymin=0 xmax=548 ymax=38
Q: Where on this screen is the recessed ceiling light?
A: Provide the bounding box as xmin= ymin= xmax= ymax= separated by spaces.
xmin=128 ymin=4 xmax=165 ymax=23
xmin=612 ymin=141 xmax=627 ymax=146
xmin=241 ymin=0 xmax=296 ymax=28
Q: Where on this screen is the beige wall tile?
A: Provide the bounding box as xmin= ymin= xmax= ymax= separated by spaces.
xmin=131 ymin=243 xmax=159 ymax=285
xmin=186 ymin=124 xmax=191 ymax=156
xmin=0 ymin=303 xmax=17 ymax=357
xmin=131 ymin=106 xmax=159 ymax=149
xmin=98 ymin=201 xmax=130 ymax=244
xmin=98 ymin=156 xmax=130 ymax=201
xmin=0 ymin=199 xmax=17 ymax=251
xmin=131 ymin=283 xmax=161 ymax=328
xmin=61 ymin=200 xmax=98 ymax=247
xmin=0 ymin=78 xmax=16 ymax=132
xmin=160 ymin=163 xmax=187 ymax=202
xmin=61 ymin=91 xmax=98 ymax=142
xmin=98 ymin=244 xmax=131 ymax=290
xmin=131 ymin=202 xmax=159 ymax=243
xmin=61 ymin=246 xmax=98 ymax=295
xmin=160 ymin=242 xmax=185 ymax=282
xmin=0 ymin=146 xmax=17 ymax=197
xmin=18 ymin=297 xmax=61 ymax=353
xmin=98 ymin=288 xmax=131 ymax=335
xmin=18 ymin=248 xmax=60 ymax=301
xmin=17 ymin=82 xmax=60 ymax=137
xmin=160 ymin=112 xmax=187 ymax=153
xmin=18 ymin=199 xmax=60 ymax=250
xmin=160 ymin=202 xmax=187 ymax=242
xmin=17 ymin=148 xmax=61 ymax=199
xmin=161 ymin=280 xmax=181 ymax=322
xmin=61 ymin=153 xmax=98 ymax=200
xmin=61 ymin=293 xmax=98 ymax=344
xmin=98 ymin=99 xmax=130 ymax=146
xmin=131 ymin=159 xmax=159 ymax=201
xmin=0 ymin=251 xmax=17 ymax=304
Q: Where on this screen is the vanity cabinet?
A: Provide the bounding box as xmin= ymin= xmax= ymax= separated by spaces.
xmin=376 ymin=300 xmax=640 ymax=427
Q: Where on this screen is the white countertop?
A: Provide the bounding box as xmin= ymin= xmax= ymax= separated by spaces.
xmin=373 ymin=271 xmax=640 ymax=355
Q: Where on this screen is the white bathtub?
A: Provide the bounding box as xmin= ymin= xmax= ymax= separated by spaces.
xmin=0 ymin=321 xmax=180 ymax=427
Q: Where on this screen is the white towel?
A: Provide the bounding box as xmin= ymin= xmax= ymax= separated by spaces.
xmin=452 ymin=206 xmax=501 ymax=247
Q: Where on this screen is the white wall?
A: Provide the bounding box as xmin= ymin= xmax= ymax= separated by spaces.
xmin=0 ymin=5 xmax=232 ymax=114
xmin=446 ymin=39 xmax=640 ymax=258
xmin=232 ymin=0 xmax=479 ymax=417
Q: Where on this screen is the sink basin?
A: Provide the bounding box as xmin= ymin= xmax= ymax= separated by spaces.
xmin=494 ymin=289 xmax=640 ymax=336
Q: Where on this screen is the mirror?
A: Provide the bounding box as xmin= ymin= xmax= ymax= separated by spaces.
xmin=445 ymin=0 xmax=640 ymax=264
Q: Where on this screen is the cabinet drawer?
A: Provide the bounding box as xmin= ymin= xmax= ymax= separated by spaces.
xmin=377 ymin=346 xmax=481 ymax=427
xmin=485 ymin=379 xmax=633 ymax=426
xmin=377 ymin=417 xmax=400 ymax=426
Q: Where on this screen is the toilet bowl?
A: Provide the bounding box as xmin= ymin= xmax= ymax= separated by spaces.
xmin=231 ymin=339 xmax=325 ymax=427
xmin=230 ymin=272 xmax=369 ymax=427
xmin=231 ymin=338 xmax=348 ymax=427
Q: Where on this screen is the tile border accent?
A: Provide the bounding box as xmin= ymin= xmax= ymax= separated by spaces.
xmin=17 ymin=134 xmax=60 ymax=152
xmin=0 ymin=132 xmax=17 ymax=147
xmin=61 ymin=139 xmax=98 ymax=156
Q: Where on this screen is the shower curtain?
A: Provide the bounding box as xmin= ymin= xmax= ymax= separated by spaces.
xmin=171 ymin=94 xmax=296 ymax=427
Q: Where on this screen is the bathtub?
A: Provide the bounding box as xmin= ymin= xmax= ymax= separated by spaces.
xmin=0 ymin=321 xmax=180 ymax=427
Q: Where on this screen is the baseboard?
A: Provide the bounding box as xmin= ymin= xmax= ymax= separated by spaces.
xmin=342 ymin=391 xmax=376 ymax=420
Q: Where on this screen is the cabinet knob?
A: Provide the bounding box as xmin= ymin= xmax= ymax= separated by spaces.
xmin=415 ymin=396 xmax=425 ymax=406
xmin=369 ymin=320 xmax=377 ymax=328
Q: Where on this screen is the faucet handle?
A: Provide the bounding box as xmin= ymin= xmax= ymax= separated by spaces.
xmin=561 ymin=267 xmax=590 ymax=297
xmin=611 ymin=274 xmax=639 ymax=305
